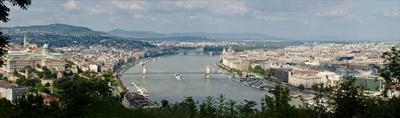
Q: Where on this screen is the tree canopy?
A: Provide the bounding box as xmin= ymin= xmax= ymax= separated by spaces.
xmin=381 ymin=47 xmax=400 ymax=85
xmin=0 ymin=0 xmax=31 ymax=66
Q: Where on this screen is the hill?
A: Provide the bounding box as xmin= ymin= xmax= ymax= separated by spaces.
xmin=108 ymin=29 xmax=164 ymax=38
xmin=107 ymin=29 xmax=288 ymax=41
xmin=0 ymin=24 xmax=153 ymax=49
xmin=2 ymin=23 xmax=107 ymax=36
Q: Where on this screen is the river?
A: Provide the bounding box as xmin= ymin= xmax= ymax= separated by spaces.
xmin=121 ymin=54 xmax=273 ymax=104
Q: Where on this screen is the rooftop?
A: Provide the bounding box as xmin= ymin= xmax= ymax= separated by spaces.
xmin=0 ymin=80 xmax=25 ymax=89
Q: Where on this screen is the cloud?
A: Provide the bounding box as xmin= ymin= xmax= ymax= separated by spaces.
xmin=315 ymin=7 xmax=347 ymax=18
xmin=253 ymin=11 xmax=289 ymax=22
xmin=223 ymin=3 xmax=247 ymax=15
xmin=174 ymin=1 xmax=247 ymax=16
xmin=175 ymin=1 xmax=207 ymax=10
xmin=63 ymin=0 xmax=79 ymax=10
xmin=111 ymin=0 xmax=143 ymax=12
xmin=384 ymin=9 xmax=400 ymax=18
xmin=313 ymin=1 xmax=350 ymax=18
xmin=81 ymin=0 xmax=144 ymax=15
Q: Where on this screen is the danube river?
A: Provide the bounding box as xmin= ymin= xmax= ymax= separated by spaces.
xmin=121 ymin=54 xmax=272 ymax=103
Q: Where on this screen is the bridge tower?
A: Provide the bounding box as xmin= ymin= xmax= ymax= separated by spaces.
xmin=142 ymin=63 xmax=147 ymax=75
xmin=205 ymin=65 xmax=211 ymax=79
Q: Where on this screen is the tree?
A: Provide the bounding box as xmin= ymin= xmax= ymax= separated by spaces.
xmin=237 ymin=100 xmax=257 ymax=117
xmin=160 ymin=99 xmax=169 ymax=109
xmin=0 ymin=0 xmax=31 ymax=66
xmin=333 ymin=76 xmax=366 ymax=118
xmin=380 ymin=47 xmax=400 ymax=91
xmin=252 ymin=65 xmax=266 ymax=76
xmin=0 ymin=98 xmax=17 ymax=117
xmin=14 ymin=94 xmax=62 ymax=118
xmin=53 ymin=77 xmax=113 ymax=117
xmin=298 ymin=84 xmax=305 ymax=90
xmin=261 ymin=85 xmax=299 ymax=117
xmin=199 ymin=96 xmax=216 ymax=117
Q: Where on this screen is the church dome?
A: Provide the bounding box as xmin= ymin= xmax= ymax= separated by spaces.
xmin=42 ymin=43 xmax=49 ymax=49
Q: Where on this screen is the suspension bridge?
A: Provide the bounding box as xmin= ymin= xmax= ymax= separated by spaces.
xmin=122 ymin=63 xmax=229 ymax=76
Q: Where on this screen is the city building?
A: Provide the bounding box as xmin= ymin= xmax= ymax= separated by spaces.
xmin=289 ymin=75 xmax=321 ymax=88
xmin=270 ymin=68 xmax=291 ymax=82
xmin=0 ymin=80 xmax=28 ymax=102
xmin=288 ymin=70 xmax=321 ymax=88
xmin=89 ymin=64 xmax=99 ymax=72
xmin=5 ymin=35 xmax=65 ymax=73
xmin=219 ymin=42 xmax=397 ymax=90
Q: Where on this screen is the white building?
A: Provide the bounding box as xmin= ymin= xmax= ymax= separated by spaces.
xmin=288 ymin=70 xmax=322 ymax=88
xmin=317 ymin=71 xmax=341 ymax=85
xmin=5 ymin=36 xmax=65 ymax=73
xmin=0 ymin=81 xmax=28 ymax=102
xmin=89 ymin=64 xmax=99 ymax=72
xmin=289 ymin=75 xmax=321 ymax=88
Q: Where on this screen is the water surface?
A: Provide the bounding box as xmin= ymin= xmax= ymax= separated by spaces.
xmin=121 ymin=55 xmax=271 ymax=103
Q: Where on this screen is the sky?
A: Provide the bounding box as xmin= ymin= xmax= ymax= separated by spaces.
xmin=1 ymin=0 xmax=399 ymax=41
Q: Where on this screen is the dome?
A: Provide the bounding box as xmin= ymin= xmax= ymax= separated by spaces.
xmin=42 ymin=43 xmax=49 ymax=49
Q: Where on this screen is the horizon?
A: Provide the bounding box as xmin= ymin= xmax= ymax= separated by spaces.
xmin=1 ymin=0 xmax=400 ymax=41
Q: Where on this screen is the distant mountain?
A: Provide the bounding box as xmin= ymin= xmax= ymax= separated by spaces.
xmin=1 ymin=23 xmax=107 ymax=36
xmin=0 ymin=24 xmax=153 ymax=49
xmin=169 ymin=32 xmax=286 ymax=41
xmin=108 ymin=29 xmax=164 ymax=38
xmin=107 ymin=29 xmax=288 ymax=41
xmin=291 ymin=35 xmax=399 ymax=42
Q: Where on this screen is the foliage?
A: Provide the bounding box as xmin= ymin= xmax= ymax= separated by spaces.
xmin=53 ymin=77 xmax=113 ymax=117
xmin=0 ymin=32 xmax=9 ymax=66
xmin=42 ymin=66 xmax=57 ymax=79
xmin=311 ymin=83 xmax=333 ymax=93
xmin=16 ymin=77 xmax=40 ymax=87
xmin=0 ymin=94 xmax=61 ymax=118
xmin=0 ymin=98 xmax=17 ymax=118
xmin=0 ymin=0 xmax=31 ymax=66
xmin=252 ymin=65 xmax=266 ymax=76
xmin=381 ymin=47 xmax=400 ymax=86
xmin=298 ymin=84 xmax=305 ymax=90
xmin=332 ymin=76 xmax=367 ymax=118
xmin=229 ymin=68 xmax=243 ymax=77
xmin=0 ymin=73 xmax=7 ymax=81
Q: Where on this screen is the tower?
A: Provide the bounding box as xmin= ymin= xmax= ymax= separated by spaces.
xmin=205 ymin=65 xmax=211 ymax=79
xmin=142 ymin=63 xmax=147 ymax=75
xmin=42 ymin=43 xmax=49 ymax=55
xmin=23 ymin=33 xmax=28 ymax=48
xmin=206 ymin=65 xmax=211 ymax=74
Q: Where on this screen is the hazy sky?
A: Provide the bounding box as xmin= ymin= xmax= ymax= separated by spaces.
xmin=1 ymin=0 xmax=399 ymax=40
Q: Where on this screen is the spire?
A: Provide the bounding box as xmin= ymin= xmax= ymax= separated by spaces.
xmin=23 ymin=33 xmax=28 ymax=48
xmin=222 ymin=48 xmax=226 ymax=55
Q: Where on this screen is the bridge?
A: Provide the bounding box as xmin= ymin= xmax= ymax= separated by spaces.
xmin=124 ymin=62 xmax=228 ymax=77
xmin=123 ymin=71 xmax=228 ymax=75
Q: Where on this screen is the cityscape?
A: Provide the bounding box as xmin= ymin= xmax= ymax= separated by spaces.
xmin=0 ymin=0 xmax=399 ymax=118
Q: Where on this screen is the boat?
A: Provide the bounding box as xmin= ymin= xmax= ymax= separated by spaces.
xmin=243 ymin=82 xmax=250 ymax=86
xmin=153 ymin=57 xmax=159 ymax=62
xmin=130 ymin=82 xmax=150 ymax=98
xmin=175 ymin=73 xmax=183 ymax=80
xmin=260 ymin=83 xmax=268 ymax=88
xmin=136 ymin=87 xmax=149 ymax=98
xmin=139 ymin=88 xmax=149 ymax=98
xmin=139 ymin=61 xmax=145 ymax=66
xmin=228 ymin=75 xmax=234 ymax=80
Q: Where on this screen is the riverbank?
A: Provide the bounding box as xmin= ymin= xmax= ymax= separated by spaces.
xmin=113 ymin=59 xmax=161 ymax=109
xmin=215 ymin=61 xmax=276 ymax=91
xmin=111 ymin=62 xmax=135 ymax=94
